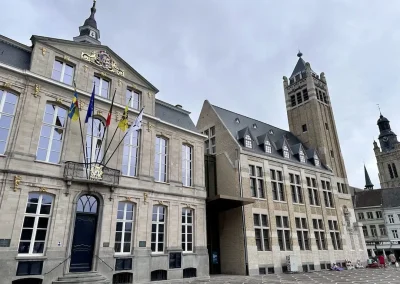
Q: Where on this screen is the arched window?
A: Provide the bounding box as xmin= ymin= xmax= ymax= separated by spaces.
xmin=393 ymin=163 xmax=398 ymax=178
xmin=151 ymin=206 xmax=166 ymax=253
xmin=388 ymin=164 xmax=394 ymax=179
xmin=245 ymin=134 xmax=252 ymax=148
xmin=115 ymin=202 xmax=135 ymax=254
xmin=182 ymin=208 xmax=193 ymax=252
xmin=85 ymin=117 xmax=105 ymax=164
xmin=151 ymin=270 xmax=167 ymax=281
xmin=299 ymin=150 xmax=306 ymax=163
xmin=36 ymin=103 xmax=67 ymax=163
xmin=314 ymin=155 xmax=320 ymax=166
xmin=113 ymin=273 xmax=133 ymax=284
xmin=283 ymin=145 xmax=290 ymax=159
xmin=77 ymin=195 xmax=98 ymax=213
xmin=265 ymin=141 xmax=272 ymax=153
xmin=19 ymin=193 xmax=53 ymax=255
xmin=122 ymin=129 xmax=140 ymax=177
xmin=0 ymin=90 xmax=18 ymax=155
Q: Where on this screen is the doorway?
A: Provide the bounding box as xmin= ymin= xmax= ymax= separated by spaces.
xmin=69 ymin=195 xmax=99 ymax=272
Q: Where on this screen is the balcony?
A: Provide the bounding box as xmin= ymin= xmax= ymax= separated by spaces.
xmin=64 ymin=161 xmax=120 ymax=186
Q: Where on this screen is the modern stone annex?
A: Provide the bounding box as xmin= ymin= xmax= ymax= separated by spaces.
xmin=198 ymin=52 xmax=367 ymax=276
xmin=0 ymin=2 xmax=208 ymax=284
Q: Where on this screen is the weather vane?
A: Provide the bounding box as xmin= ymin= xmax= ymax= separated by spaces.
xmin=377 ymin=103 xmax=381 ymax=115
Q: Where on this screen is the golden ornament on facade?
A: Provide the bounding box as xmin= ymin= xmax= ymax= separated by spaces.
xmin=79 ymin=100 xmax=85 ymax=111
xmin=63 ymin=55 xmax=70 ymax=61
xmin=33 ymin=84 xmax=40 ymax=97
xmin=13 ymin=175 xmax=22 ymax=192
xmin=83 ymin=65 xmax=89 ymax=73
xmin=39 ymin=47 xmax=47 ymax=56
xmin=2 ymin=82 xmax=11 ymax=88
xmin=81 ymin=50 xmax=125 ymax=77
xmin=143 ymin=192 xmax=148 ymax=204
xmin=100 ymin=72 xmax=106 ymax=78
xmin=147 ymin=92 xmax=151 ymax=98
xmin=97 ymin=110 xmax=103 ymax=115
xmin=125 ymin=196 xmax=133 ymax=202
xmin=118 ymin=79 xmax=122 ymax=86
xmin=39 ymin=187 xmax=47 ymax=192
xmin=56 ymin=98 xmax=62 ymax=103
xmin=146 ymin=122 xmax=153 ymax=132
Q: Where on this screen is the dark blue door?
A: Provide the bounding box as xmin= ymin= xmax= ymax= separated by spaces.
xmin=69 ymin=195 xmax=99 ymax=272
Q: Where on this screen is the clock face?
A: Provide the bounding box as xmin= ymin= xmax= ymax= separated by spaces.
xmin=89 ymin=30 xmax=96 ymax=38
xmin=383 ymin=137 xmax=389 ymax=142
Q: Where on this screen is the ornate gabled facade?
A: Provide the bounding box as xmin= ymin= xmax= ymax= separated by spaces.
xmin=0 ymin=2 xmax=208 ymax=284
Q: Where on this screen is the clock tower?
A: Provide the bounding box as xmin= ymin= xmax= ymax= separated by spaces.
xmin=73 ymin=0 xmax=101 ymax=45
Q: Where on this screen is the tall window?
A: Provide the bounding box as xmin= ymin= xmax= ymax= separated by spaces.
xmin=264 ymin=140 xmax=272 ymax=153
xmin=36 ymin=104 xmax=67 ymax=163
xmin=299 ymin=150 xmax=306 ymax=163
xmin=388 ymin=214 xmax=394 ymax=224
xmin=296 ymin=217 xmax=309 ymax=250
xmin=244 ymin=134 xmax=252 ymax=148
xmin=254 ymin=214 xmax=270 ymax=251
xmin=19 ymin=193 xmax=53 ymax=255
xmin=94 ymin=75 xmax=110 ymax=98
xmin=126 ymin=89 xmax=140 ymax=110
xmin=392 ymin=230 xmax=399 ymax=239
xmin=271 ymin=169 xmax=285 ymax=201
xmin=151 ymin=206 xmax=166 ymax=253
xmin=0 ymin=90 xmax=18 ymax=154
xmin=321 ymin=180 xmax=334 ymax=208
xmin=250 ymin=165 xmax=265 ymax=198
xmin=182 ymin=145 xmax=192 ymax=187
xmin=367 ymin=212 xmax=373 ymax=219
xmin=51 ymin=60 xmax=74 ymax=85
xmin=115 ymin=202 xmax=134 ymax=254
xmin=393 ymin=163 xmax=398 ymax=178
xmin=362 ymin=226 xmax=368 ymax=237
xmin=85 ymin=118 xmax=105 ymax=164
xmin=376 ymin=211 xmax=382 ymax=219
xmin=370 ymin=225 xmax=377 ymax=237
xmin=379 ymin=225 xmax=386 ymax=236
xmin=276 ymin=216 xmax=291 ymax=251
xmin=154 ymin=137 xmax=168 ymax=182
xmin=290 ymin=173 xmax=303 ymax=204
xmin=283 ymin=145 xmax=290 ymax=159
xmin=389 ymin=164 xmax=394 ymax=179
xmin=182 ymin=208 xmax=193 ymax=252
xmin=313 ymin=219 xmax=326 ymax=250
xmin=204 ymin=127 xmax=215 ymax=154
xmin=122 ymin=130 xmax=140 ymax=177
xmin=357 ymin=213 xmax=365 ymax=220
xmin=328 ymin=220 xmax=341 ymax=250
xmin=307 ymin=177 xmax=320 ymax=206
xmin=314 ymin=155 xmax=320 ymax=166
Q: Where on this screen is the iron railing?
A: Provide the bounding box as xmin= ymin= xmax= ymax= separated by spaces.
xmin=64 ymin=161 xmax=120 ymax=185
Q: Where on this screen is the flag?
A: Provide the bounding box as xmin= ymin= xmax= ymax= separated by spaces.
xmin=117 ymin=96 xmax=131 ymax=132
xmin=85 ymin=85 xmax=95 ymax=123
xmin=106 ymin=89 xmax=116 ymax=127
xmin=68 ymin=91 xmax=80 ymax=121
xmin=130 ymin=107 xmax=144 ymax=132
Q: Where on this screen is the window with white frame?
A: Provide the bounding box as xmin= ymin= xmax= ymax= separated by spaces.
xmin=18 ymin=193 xmax=53 ymax=255
xmin=154 ymin=137 xmax=168 ymax=182
xmin=362 ymin=226 xmax=368 ymax=237
xmin=276 ymin=216 xmax=291 ymax=251
xmin=244 ymin=134 xmax=252 ymax=148
xmin=115 ymin=202 xmax=134 ymax=253
xmin=51 ymin=60 xmax=74 ymax=85
xmin=126 ymin=89 xmax=140 ymax=110
xmin=306 ymin=177 xmax=320 ymax=206
xmin=295 ymin=217 xmax=310 ymax=250
xmin=85 ymin=117 xmax=105 ymax=164
xmin=392 ymin=230 xmax=399 ymax=239
xmin=182 ymin=208 xmax=193 ymax=252
xmin=254 ymin=214 xmax=270 ymax=251
xmin=249 ymin=165 xmax=265 ymax=198
xmin=271 ymin=169 xmax=285 ymax=201
xmin=367 ymin=212 xmax=373 ymax=219
xmin=94 ymin=75 xmax=110 ymax=98
xmin=283 ymin=145 xmax=290 ymax=159
xmin=328 ymin=220 xmax=342 ymax=250
xmin=0 ymin=90 xmax=18 ymax=154
xmin=265 ymin=140 xmax=272 ymax=153
xmin=375 ymin=211 xmax=382 ymax=219
xmin=314 ymin=154 xmax=320 ymax=166
xmin=389 ymin=214 xmax=395 ymax=224
xmin=182 ymin=144 xmax=192 ymax=187
xmin=36 ymin=104 xmax=67 ymax=164
xmin=290 ymin=173 xmax=303 ymax=204
xmin=299 ymin=150 xmax=306 ymax=163
xmin=358 ymin=212 xmax=364 ymax=220
xmin=379 ymin=225 xmax=386 ymax=236
xmin=151 ymin=206 xmax=166 ymax=253
xmin=370 ymin=225 xmax=377 ymax=237
xmin=122 ymin=130 xmax=140 ymax=177
xmin=313 ymin=219 xmax=326 ymax=250
xmin=321 ymin=180 xmax=334 ymax=208
xmin=204 ymin=126 xmax=216 ymax=154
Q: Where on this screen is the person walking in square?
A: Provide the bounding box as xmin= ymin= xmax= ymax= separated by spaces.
xmin=378 ymin=254 xmax=386 ymax=268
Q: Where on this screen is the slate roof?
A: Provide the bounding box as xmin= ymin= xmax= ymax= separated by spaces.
xmin=354 ymin=189 xmax=382 ymax=208
xmin=211 ymin=104 xmax=328 ymax=169
xmin=155 ymin=100 xmax=198 ymax=133
xmin=291 ymin=57 xmax=307 ymax=78
xmin=0 ymin=35 xmax=31 ymax=70
xmin=382 ymin=187 xmax=400 ymax=208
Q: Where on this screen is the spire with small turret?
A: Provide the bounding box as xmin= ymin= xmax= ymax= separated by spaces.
xmin=377 ymin=111 xmax=398 ymax=152
xmin=73 ymin=0 xmax=101 ymax=45
xmin=364 ymin=165 xmax=374 ymax=190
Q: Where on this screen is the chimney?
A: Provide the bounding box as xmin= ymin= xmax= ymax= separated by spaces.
xmin=175 ymin=104 xmax=182 ymax=109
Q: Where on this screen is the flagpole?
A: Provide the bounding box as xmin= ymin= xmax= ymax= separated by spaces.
xmin=90 ymin=83 xmax=95 ymax=169
xmin=104 ymin=130 xmax=132 ymax=167
xmin=101 ymin=127 xmax=119 ymax=164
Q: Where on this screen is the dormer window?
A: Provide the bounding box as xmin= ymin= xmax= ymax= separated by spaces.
xmin=235 ymin=118 xmax=240 ymax=124
xmin=283 ymin=145 xmax=290 ymax=159
xmin=52 ymin=60 xmax=74 ymax=85
xmin=314 ymin=154 xmax=320 ymax=166
xmin=299 ymin=150 xmax=306 ymax=163
xmin=245 ymin=135 xmax=252 ymax=148
xmin=265 ymin=141 xmax=272 ymax=153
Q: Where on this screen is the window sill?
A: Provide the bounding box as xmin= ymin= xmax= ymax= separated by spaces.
xmin=34 ymin=160 xmax=62 ymax=167
xmin=182 ymin=185 xmax=195 ymax=189
xmin=154 ymin=181 xmax=170 ymax=185
xmin=151 ymin=252 xmax=168 ymax=257
xmin=16 ymin=255 xmax=47 ymax=260
xmin=273 ymin=200 xmax=287 ymax=204
xmin=121 ymin=175 xmax=139 ymax=179
xmin=310 ymin=205 xmax=321 ymax=208
xmin=293 ymin=202 xmax=305 ymax=205
xmin=114 ymin=254 xmax=133 ymax=258
xmin=252 ymin=197 xmax=267 ymax=200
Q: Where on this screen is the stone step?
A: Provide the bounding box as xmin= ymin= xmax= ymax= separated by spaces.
xmin=53 ymin=272 xmax=110 ymax=284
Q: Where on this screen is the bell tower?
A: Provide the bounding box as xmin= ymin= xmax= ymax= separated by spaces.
xmin=73 ymin=0 xmax=101 ymax=45
xmin=283 ymin=52 xmax=347 ymax=179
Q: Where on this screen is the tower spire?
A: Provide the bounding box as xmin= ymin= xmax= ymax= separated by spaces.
xmin=73 ymin=0 xmax=101 ymax=44
xmin=364 ymin=165 xmax=374 ymax=190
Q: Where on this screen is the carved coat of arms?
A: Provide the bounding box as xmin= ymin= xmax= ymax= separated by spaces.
xmin=90 ymin=164 xmax=104 ymax=180
xmin=81 ymin=50 xmax=125 ymax=77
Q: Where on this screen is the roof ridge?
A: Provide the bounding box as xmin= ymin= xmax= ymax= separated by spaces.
xmin=155 ymin=99 xmax=191 ymax=115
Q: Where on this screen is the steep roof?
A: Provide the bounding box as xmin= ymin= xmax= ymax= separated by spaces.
xmin=0 ymin=35 xmax=31 ymax=70
xmin=211 ymin=104 xmax=328 ymax=170
xmin=291 ymin=57 xmax=307 ymax=78
xmin=364 ymin=165 xmax=374 ymax=189
xmin=155 ymin=100 xmax=198 ymax=133
xmin=354 ymin=189 xmax=382 ymax=208
xmin=382 ymin=187 xmax=400 ymax=208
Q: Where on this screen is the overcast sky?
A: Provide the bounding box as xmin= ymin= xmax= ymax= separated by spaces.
xmin=3 ymin=0 xmax=400 ymax=189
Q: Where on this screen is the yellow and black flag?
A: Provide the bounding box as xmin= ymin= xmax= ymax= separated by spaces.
xmin=118 ymin=96 xmax=131 ymax=132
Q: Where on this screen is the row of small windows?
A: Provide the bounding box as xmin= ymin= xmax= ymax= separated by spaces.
xmin=316 ymin=88 xmax=329 ymax=104
xmin=362 ymin=224 xmax=387 ymax=238
xmin=18 ymin=193 xmax=195 ymax=256
xmin=203 ymin=126 xmax=216 ymax=154
xmin=388 ymin=163 xmax=398 ymax=179
xmin=357 ymin=211 xmax=383 ymax=221
xmin=51 ymin=59 xmax=141 ymax=110
xmin=290 ymin=89 xmax=309 ymax=107
xmin=289 ymin=71 xmax=306 ymax=85
xmin=0 ymin=93 xmax=193 ymax=186
xmin=253 ymin=214 xmax=342 ymax=252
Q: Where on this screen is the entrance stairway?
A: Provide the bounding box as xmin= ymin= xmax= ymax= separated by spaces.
xmin=53 ymin=271 xmax=110 ymax=284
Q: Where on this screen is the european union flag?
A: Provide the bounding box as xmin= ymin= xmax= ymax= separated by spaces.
xmin=85 ymin=85 xmax=95 ymax=123
xmin=68 ymin=91 xmax=79 ymax=121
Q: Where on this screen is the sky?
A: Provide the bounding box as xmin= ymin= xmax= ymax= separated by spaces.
xmin=3 ymin=0 xmax=400 ymax=189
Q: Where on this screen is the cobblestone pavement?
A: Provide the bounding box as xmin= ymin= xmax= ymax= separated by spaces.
xmin=200 ymin=267 xmax=400 ymax=283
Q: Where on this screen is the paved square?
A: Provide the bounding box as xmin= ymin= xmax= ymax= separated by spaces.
xmin=198 ymin=267 xmax=400 ymax=283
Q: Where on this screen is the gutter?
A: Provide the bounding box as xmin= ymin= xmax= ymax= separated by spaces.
xmin=238 ymin=148 xmax=249 ymax=275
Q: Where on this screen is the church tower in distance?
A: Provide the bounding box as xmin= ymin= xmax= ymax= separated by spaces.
xmin=283 ymin=52 xmax=347 ymax=180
